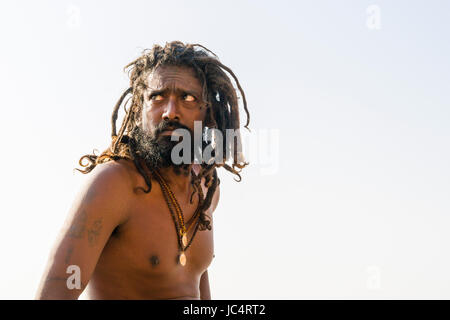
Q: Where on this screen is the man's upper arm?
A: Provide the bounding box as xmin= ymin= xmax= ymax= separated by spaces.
xmin=36 ymin=161 xmax=132 ymax=299
xmin=199 ymin=269 xmax=211 ymax=300
xmin=199 ymin=185 xmax=219 ymax=300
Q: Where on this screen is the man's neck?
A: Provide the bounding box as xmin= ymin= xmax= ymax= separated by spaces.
xmin=157 ymin=164 xmax=201 ymax=194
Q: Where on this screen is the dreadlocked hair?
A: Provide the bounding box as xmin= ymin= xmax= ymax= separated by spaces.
xmin=76 ymin=41 xmax=250 ymax=231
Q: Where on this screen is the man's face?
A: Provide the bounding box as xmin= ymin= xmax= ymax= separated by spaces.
xmin=141 ymin=64 xmax=207 ymax=135
xmin=134 ymin=64 xmax=207 ymax=170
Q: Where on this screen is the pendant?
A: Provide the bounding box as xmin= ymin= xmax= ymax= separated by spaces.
xmin=182 ymin=233 xmax=188 ymax=247
xmin=179 ymin=252 xmax=186 ymax=266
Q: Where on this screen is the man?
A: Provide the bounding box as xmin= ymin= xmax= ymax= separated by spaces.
xmin=35 ymin=41 xmax=250 ymax=299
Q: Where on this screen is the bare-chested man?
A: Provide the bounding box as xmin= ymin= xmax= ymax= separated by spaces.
xmin=35 ymin=41 xmax=250 ymax=300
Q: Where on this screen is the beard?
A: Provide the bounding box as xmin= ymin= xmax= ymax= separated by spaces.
xmin=131 ymin=121 xmax=197 ymax=176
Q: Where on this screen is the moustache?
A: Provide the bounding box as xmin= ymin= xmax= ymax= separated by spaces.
xmin=155 ymin=120 xmax=192 ymax=137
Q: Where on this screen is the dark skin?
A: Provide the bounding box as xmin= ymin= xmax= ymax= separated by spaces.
xmin=35 ymin=65 xmax=220 ymax=299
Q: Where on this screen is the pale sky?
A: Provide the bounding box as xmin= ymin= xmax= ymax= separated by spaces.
xmin=1 ymin=0 xmax=449 ymax=299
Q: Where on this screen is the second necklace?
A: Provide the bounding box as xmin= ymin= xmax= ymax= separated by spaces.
xmin=153 ymin=169 xmax=202 ymax=266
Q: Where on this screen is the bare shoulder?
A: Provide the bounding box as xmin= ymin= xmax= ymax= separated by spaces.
xmin=90 ymin=157 xmax=135 ymax=178
xmin=87 ymin=158 xmax=141 ymax=190
xmin=77 ymin=159 xmax=140 ymax=223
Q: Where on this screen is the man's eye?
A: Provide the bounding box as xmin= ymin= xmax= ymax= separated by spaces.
xmin=150 ymin=94 xmax=163 ymax=101
xmin=183 ymin=94 xmax=196 ymax=102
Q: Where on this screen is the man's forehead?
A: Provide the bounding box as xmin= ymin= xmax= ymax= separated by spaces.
xmin=146 ymin=65 xmax=202 ymax=93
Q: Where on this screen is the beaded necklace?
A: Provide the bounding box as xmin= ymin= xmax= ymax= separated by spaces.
xmin=152 ymin=168 xmax=202 ymax=266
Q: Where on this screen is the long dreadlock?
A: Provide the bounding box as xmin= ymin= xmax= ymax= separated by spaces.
xmin=76 ymin=41 xmax=250 ymax=231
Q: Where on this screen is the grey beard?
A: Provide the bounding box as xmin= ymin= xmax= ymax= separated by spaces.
xmin=131 ymin=125 xmax=192 ymax=176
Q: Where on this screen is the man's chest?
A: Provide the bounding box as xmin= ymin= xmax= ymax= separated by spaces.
xmin=106 ymin=188 xmax=214 ymax=278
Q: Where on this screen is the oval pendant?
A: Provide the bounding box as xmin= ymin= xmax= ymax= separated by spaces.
xmin=182 ymin=234 xmax=188 ymax=247
xmin=179 ymin=252 xmax=186 ymax=266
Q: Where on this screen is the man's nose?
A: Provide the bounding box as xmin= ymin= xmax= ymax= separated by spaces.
xmin=162 ymin=96 xmax=180 ymax=122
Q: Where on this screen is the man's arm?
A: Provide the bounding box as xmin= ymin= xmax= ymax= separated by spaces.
xmin=35 ymin=161 xmax=132 ymax=299
xmin=199 ymin=270 xmax=211 ymax=300
xmin=199 ymin=184 xmax=220 ymax=300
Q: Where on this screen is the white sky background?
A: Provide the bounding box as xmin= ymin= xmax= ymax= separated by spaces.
xmin=0 ymin=0 xmax=449 ymax=299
